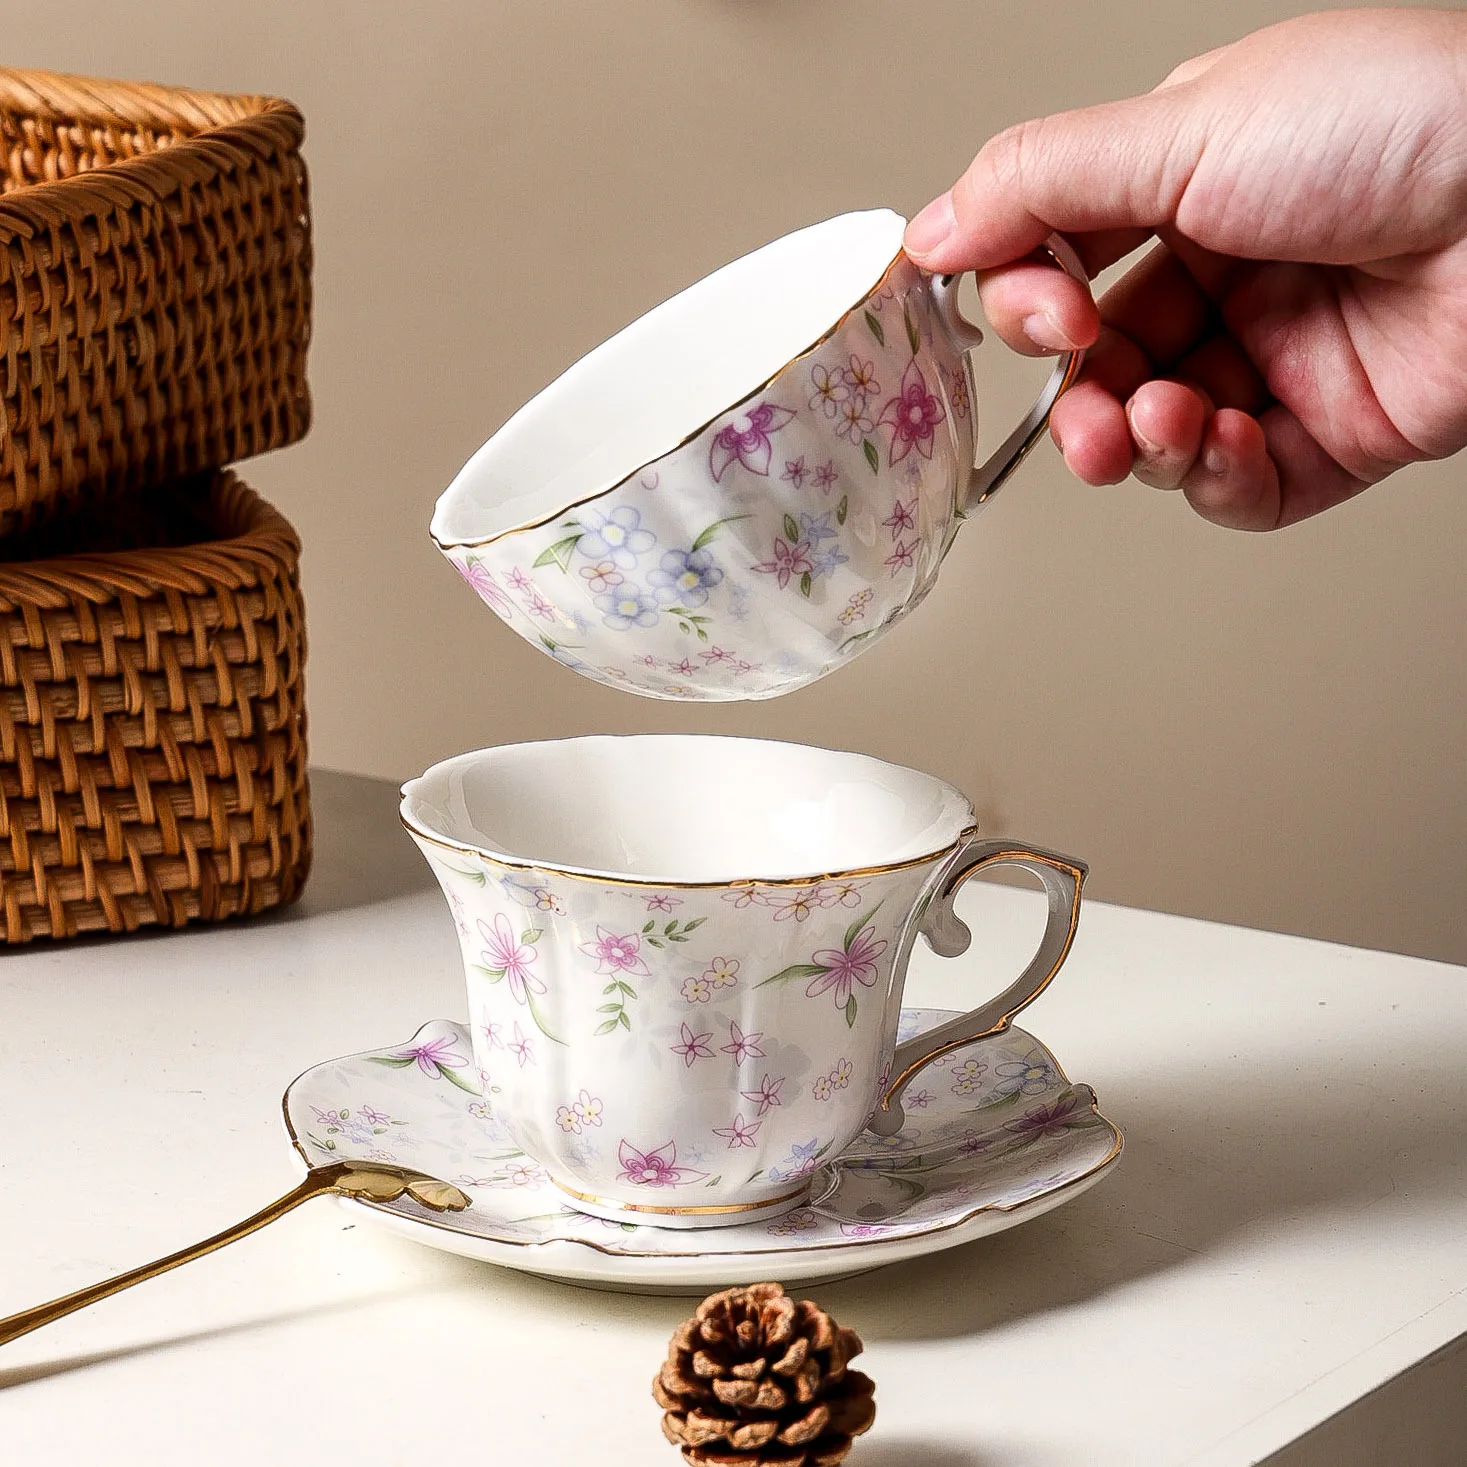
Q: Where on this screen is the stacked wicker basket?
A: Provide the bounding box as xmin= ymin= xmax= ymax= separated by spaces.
xmin=0 ymin=68 xmax=313 ymax=941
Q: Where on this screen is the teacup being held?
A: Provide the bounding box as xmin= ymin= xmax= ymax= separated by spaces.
xmin=431 ymin=210 xmax=1083 ymax=701
xmin=401 ymin=735 xmax=1086 ymax=1228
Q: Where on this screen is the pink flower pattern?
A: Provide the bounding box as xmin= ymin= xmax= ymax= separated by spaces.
xmin=671 ymin=1022 xmax=714 ymax=1068
xmin=709 ymin=402 xmax=796 ymax=481
xmin=883 ymin=498 xmax=916 ymax=537
xmin=524 ymin=589 xmax=557 ymax=620
xmin=509 ymin=1023 xmax=534 ymax=1068
xmin=616 ymin=1140 xmax=706 ymax=1188
xmin=751 ymin=537 xmax=814 ymax=590
xmin=392 ymin=1035 xmax=469 ymax=1077
xmin=806 ymin=923 xmax=889 ymax=1009
xmin=884 ymin=539 xmax=917 ymax=574
xmin=740 ymin=1074 xmax=785 ymax=1115
xmin=721 ymin=1021 xmax=766 ymax=1064
xmin=877 ymin=360 xmax=946 ymax=465
xmin=455 ymin=557 xmax=514 ymax=618
xmin=713 ymin=1115 xmax=761 ymax=1149
xmin=578 ymin=560 xmax=623 ymax=594
xmin=478 ymin=914 xmax=545 ymax=1006
xmin=448 ymin=888 xmax=470 ymax=936
xmin=579 ymin=926 xmax=651 ymax=977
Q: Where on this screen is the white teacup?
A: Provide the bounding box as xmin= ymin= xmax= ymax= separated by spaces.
xmin=431 ymin=209 xmax=1083 ymax=701
xmin=401 ymin=735 xmax=1086 ymax=1228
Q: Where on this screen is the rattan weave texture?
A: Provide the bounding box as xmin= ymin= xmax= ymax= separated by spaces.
xmin=0 ymin=469 xmax=310 ymax=941
xmin=0 ymin=67 xmax=311 ymax=533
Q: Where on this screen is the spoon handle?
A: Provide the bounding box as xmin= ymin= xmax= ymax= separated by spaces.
xmin=0 ymin=1170 xmax=337 ymax=1347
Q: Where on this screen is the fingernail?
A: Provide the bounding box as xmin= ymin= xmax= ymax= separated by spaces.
xmin=1204 ymin=445 xmax=1228 ymax=475
xmin=1126 ymin=403 xmax=1163 ymax=458
xmin=1022 ymin=312 xmax=1078 ymax=352
xmin=905 ymin=193 xmax=956 ymax=256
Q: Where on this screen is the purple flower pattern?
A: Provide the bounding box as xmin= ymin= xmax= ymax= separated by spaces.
xmin=721 ymin=1021 xmax=766 ymax=1064
xmin=672 ymin=1022 xmax=714 ymax=1067
xmin=1003 ymin=1093 xmax=1088 ymax=1140
xmin=709 ymin=402 xmax=796 ymax=481
xmin=740 ymin=1074 xmax=785 ymax=1115
xmin=456 ymin=557 xmax=514 ymax=619
xmin=616 ymin=1140 xmax=706 ymax=1188
xmin=713 ymin=1115 xmax=761 ymax=1149
xmin=806 ymin=923 xmax=888 ymax=1013
xmin=877 ymin=360 xmax=946 ymax=466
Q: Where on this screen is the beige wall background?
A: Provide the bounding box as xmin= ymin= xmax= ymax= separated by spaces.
xmin=13 ymin=1 xmax=1464 ymax=962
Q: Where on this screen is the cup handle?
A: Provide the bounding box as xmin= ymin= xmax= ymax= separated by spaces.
xmin=866 ymin=837 xmax=1087 ymax=1137
xmin=924 ymin=233 xmax=1088 ymax=513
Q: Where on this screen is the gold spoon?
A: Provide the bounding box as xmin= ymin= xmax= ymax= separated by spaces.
xmin=0 ymin=1160 xmax=470 ymax=1347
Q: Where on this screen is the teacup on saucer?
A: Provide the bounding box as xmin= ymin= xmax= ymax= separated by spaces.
xmin=400 ymin=734 xmax=1088 ymax=1228
xmin=283 ymin=1012 xmax=1123 ymax=1293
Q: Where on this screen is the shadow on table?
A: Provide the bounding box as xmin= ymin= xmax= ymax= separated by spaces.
xmin=374 ymin=990 xmax=1466 ymax=1362
xmin=280 ymin=768 xmax=439 ymax=919
xmin=813 ymin=1033 xmax=1467 ymax=1343
xmin=0 ymin=1287 xmax=422 ymax=1392
xmin=853 ymin=1442 xmax=998 ymax=1467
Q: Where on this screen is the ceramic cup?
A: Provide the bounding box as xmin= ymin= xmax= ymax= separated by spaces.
xmin=401 ymin=735 xmax=1086 ymax=1228
xmin=430 ymin=209 xmax=1084 ymax=702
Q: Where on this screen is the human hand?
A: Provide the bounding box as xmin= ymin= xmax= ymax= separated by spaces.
xmin=904 ymin=7 xmax=1467 ymax=529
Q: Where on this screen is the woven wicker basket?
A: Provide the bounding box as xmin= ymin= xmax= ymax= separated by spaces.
xmin=0 ymin=470 xmax=310 ymax=941
xmin=0 ymin=68 xmax=311 ymax=534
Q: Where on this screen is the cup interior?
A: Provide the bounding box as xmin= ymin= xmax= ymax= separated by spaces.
xmin=430 ymin=209 xmax=907 ymax=547
xmin=401 ymin=735 xmax=972 ymax=883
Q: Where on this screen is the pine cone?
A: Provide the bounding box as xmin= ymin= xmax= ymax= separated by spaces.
xmin=653 ymin=1281 xmax=876 ymax=1466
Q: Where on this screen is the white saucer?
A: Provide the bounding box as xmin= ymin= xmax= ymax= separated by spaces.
xmin=282 ymin=1010 xmax=1122 ymax=1294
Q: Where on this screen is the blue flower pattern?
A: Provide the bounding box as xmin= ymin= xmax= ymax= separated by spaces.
xmin=992 ymin=1053 xmax=1057 ymax=1098
xmin=799 ymin=511 xmax=838 ymax=546
xmin=649 ymin=547 xmax=725 ymax=608
xmin=595 ymin=586 xmax=660 ymax=629
xmin=811 ymin=546 xmax=849 ymax=579
xmin=578 ymin=506 xmax=656 ymax=570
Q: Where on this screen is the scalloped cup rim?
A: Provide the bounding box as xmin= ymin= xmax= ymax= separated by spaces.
xmin=429 ymin=208 xmax=909 ymax=551
xmin=398 ymin=733 xmax=977 ymax=887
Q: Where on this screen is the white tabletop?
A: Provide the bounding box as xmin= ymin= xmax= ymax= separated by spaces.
xmin=3 ymin=771 xmax=1464 ymax=1466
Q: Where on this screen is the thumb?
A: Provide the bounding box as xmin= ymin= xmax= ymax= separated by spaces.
xmin=906 ymin=90 xmax=1203 ymax=271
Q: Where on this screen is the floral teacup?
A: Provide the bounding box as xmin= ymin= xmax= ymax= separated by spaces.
xmin=430 ymin=209 xmax=1083 ymax=701
xmin=401 ymin=734 xmax=1086 ymax=1227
